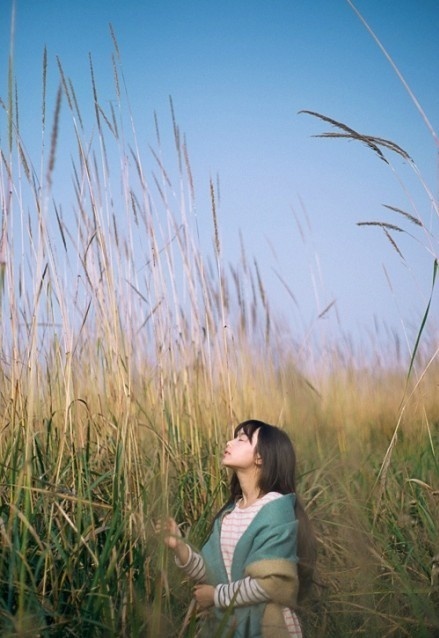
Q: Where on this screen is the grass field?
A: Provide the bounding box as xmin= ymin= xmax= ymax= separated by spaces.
xmin=0 ymin=25 xmax=438 ymax=638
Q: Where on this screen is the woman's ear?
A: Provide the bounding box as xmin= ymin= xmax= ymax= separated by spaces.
xmin=255 ymin=453 xmax=262 ymax=466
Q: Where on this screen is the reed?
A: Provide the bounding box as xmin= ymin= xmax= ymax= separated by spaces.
xmin=0 ymin=16 xmax=437 ymax=638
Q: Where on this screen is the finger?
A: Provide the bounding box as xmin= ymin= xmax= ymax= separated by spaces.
xmin=154 ymin=522 xmax=166 ymax=534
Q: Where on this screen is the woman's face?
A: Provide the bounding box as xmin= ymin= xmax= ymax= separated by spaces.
xmin=222 ymin=427 xmax=261 ymax=470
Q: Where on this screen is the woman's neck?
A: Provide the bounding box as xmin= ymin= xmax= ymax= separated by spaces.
xmin=237 ymin=471 xmax=262 ymax=508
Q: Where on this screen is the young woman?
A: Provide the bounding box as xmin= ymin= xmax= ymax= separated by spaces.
xmin=157 ymin=419 xmax=316 ymax=637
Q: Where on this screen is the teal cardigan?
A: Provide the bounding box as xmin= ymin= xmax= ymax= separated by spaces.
xmin=200 ymin=493 xmax=299 ymax=638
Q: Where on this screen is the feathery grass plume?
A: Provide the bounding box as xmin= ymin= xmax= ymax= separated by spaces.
xmin=109 ymin=23 xmax=120 ymax=60
xmin=383 ymin=228 xmax=404 ymax=259
xmin=17 ymin=143 xmax=30 ymax=184
xmin=317 ymin=299 xmax=336 ymax=320
xmin=382 ymin=204 xmax=424 ymax=227
xmin=154 ymin=109 xmax=161 ymax=146
xmin=357 ymin=221 xmax=404 ymax=233
xmin=169 ymin=95 xmax=182 ymax=173
xmin=238 ymin=229 xmax=248 ymax=274
xmin=68 ymin=77 xmax=84 ymax=129
xmin=357 ymin=221 xmax=406 ymax=258
xmin=210 ymin=178 xmax=220 ymax=258
xmin=299 ymin=109 xmax=411 ymax=162
xmin=53 ymin=202 xmax=67 ymax=252
xmin=273 ymin=268 xmax=299 ymax=309
xmin=56 ymin=55 xmax=73 ymax=112
xmin=89 ymin=53 xmax=101 ymax=134
xmin=149 ymin=145 xmax=172 ymax=188
xmin=0 ymin=147 xmax=12 ymax=181
xmin=254 ymin=258 xmax=267 ymax=310
xmin=46 ymin=84 xmax=62 ymax=190
xmin=109 ymin=98 xmax=119 ymax=140
xmin=253 ymin=257 xmax=271 ymax=344
xmin=111 ymin=52 xmax=121 ymax=103
xmin=96 ymin=102 xmax=116 ymax=135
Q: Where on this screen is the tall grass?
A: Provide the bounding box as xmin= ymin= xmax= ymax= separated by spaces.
xmin=0 ymin=15 xmax=438 ymax=638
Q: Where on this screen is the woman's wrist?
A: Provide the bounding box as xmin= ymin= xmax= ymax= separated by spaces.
xmin=174 ymin=539 xmax=190 ymax=566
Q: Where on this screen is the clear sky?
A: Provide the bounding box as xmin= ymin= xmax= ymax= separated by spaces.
xmin=1 ymin=0 xmax=438 ymax=360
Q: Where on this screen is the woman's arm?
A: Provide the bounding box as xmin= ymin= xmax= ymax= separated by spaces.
xmin=193 ymin=577 xmax=270 ymax=610
xmin=156 ymin=518 xmax=207 ymax=582
xmin=176 ymin=545 xmax=206 ymax=582
xmin=214 ymin=576 xmax=270 ymax=608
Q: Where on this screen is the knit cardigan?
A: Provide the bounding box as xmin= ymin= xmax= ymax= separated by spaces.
xmin=200 ymin=493 xmax=299 ymax=638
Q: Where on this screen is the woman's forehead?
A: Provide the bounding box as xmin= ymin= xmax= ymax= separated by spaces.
xmin=234 ymin=423 xmax=260 ymax=440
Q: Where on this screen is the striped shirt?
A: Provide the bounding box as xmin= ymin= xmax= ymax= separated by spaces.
xmin=177 ymin=492 xmax=302 ymax=637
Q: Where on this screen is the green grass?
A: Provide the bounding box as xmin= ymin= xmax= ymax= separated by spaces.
xmin=0 ymin=399 xmax=437 ymax=636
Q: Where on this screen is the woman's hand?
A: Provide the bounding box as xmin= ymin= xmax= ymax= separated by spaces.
xmin=193 ymin=584 xmax=215 ymax=610
xmin=155 ymin=517 xmax=189 ymax=564
xmin=155 ymin=517 xmax=182 ymax=550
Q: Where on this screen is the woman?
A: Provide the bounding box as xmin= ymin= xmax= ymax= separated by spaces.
xmin=157 ymin=419 xmax=316 ymax=637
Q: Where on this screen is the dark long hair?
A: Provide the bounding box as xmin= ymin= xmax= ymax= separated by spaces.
xmin=223 ymin=419 xmax=317 ymax=601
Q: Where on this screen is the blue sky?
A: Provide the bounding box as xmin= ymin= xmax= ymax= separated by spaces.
xmin=1 ymin=0 xmax=438 ymax=358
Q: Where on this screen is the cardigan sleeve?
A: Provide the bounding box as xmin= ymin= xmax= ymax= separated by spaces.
xmin=246 ymin=558 xmax=299 ymax=608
